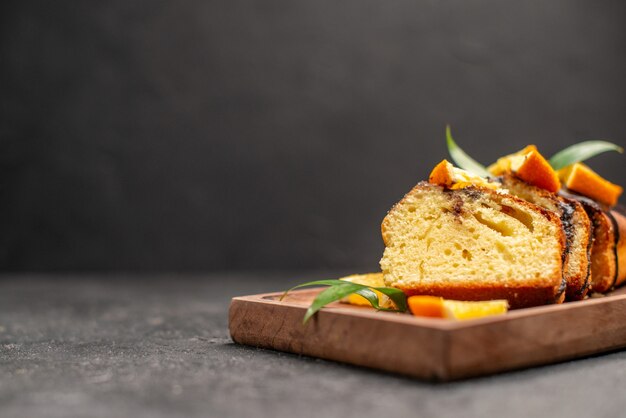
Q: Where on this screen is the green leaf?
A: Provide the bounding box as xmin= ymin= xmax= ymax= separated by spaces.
xmin=280 ymin=280 xmax=349 ymax=301
xmin=445 ymin=126 xmax=490 ymax=177
xmin=370 ymin=286 xmax=408 ymax=312
xmin=353 ymin=288 xmax=384 ymax=309
xmin=352 ymin=288 xmax=395 ymax=311
xmin=302 ymin=283 xmax=365 ymax=323
xmin=280 ymin=279 xmax=408 ymax=323
xmin=548 ymin=141 xmax=624 ymax=171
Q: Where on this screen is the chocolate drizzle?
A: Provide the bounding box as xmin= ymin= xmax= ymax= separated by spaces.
xmin=556 ymin=199 xmax=577 ymax=296
xmin=560 ymin=189 xmax=620 ymax=290
xmin=606 ymin=210 xmax=620 ymax=288
xmin=560 ymin=189 xmax=607 ymax=213
xmin=580 ymin=218 xmax=594 ymax=296
xmin=558 ymin=200 xmax=576 ymax=261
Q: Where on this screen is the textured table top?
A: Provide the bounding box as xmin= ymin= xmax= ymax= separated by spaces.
xmin=1 ymin=273 xmax=625 ymax=418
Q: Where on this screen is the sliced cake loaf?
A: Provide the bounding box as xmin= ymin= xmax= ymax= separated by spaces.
xmin=583 ymin=205 xmax=616 ymax=293
xmin=380 ymin=182 xmax=566 ymax=308
xmin=561 ymin=192 xmax=625 ymax=293
xmin=499 ymin=175 xmax=592 ymax=300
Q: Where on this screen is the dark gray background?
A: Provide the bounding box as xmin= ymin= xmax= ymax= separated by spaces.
xmin=1 ymin=0 xmax=625 ymax=272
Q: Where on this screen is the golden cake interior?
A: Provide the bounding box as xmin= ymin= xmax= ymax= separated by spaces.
xmin=380 ymin=183 xmax=564 ymax=299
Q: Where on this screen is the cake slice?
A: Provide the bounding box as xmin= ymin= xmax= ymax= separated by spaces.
xmin=561 ymin=192 xmax=624 ymax=293
xmin=499 ymin=175 xmax=592 ymax=300
xmin=380 ymin=182 xmax=566 ymax=308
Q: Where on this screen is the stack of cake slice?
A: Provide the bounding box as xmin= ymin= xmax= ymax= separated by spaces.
xmin=380 ymin=147 xmax=625 ymax=308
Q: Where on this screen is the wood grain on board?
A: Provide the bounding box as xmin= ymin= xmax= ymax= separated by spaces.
xmin=229 ymin=286 xmax=626 ymax=381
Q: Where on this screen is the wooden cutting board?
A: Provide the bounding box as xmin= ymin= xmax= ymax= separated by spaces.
xmin=229 ymin=285 xmax=626 ymax=381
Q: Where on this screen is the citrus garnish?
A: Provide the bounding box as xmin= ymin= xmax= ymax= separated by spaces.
xmin=558 ymin=162 xmax=623 ymax=207
xmin=408 ymin=295 xmax=509 ymax=320
xmin=488 ymin=145 xmax=561 ymax=193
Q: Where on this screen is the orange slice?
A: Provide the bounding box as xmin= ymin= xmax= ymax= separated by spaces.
xmin=408 ymin=296 xmax=509 ymax=320
xmin=407 ymin=296 xmax=446 ymax=318
xmin=558 ymin=163 xmax=623 ymax=207
xmin=429 ymin=160 xmax=499 ymax=190
xmin=442 ymin=299 xmax=509 ymax=320
xmin=511 ymin=150 xmax=561 ymax=193
xmin=428 ymin=160 xmax=454 ymax=187
xmin=488 ymin=145 xmax=538 ymax=175
xmin=488 ymin=145 xmax=560 ymax=193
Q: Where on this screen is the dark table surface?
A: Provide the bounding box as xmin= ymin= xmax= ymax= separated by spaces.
xmin=1 ymin=272 xmax=625 ymax=418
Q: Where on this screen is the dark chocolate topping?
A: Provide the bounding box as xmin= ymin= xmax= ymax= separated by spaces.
xmin=606 ymin=210 xmax=620 ymax=288
xmin=558 ymin=200 xmax=575 ymax=259
xmin=561 ymin=189 xmax=619 ymax=290
xmin=559 ymin=189 xmax=608 ymax=212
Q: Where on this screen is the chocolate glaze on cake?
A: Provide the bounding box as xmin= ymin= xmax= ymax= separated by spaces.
xmin=560 ymin=190 xmax=620 ymax=290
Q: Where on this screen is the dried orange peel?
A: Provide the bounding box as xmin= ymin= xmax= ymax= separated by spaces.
xmin=558 ymin=163 xmax=623 ymax=207
xmin=408 ymin=296 xmax=509 ymax=320
xmin=488 ymin=145 xmax=561 ymax=193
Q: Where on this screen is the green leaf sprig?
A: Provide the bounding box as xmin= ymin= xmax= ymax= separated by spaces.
xmin=280 ymin=279 xmax=408 ymax=323
xmin=445 ymin=126 xmax=622 ymax=173
xmin=548 ymin=141 xmax=623 ymax=170
xmin=445 ymin=125 xmax=490 ymax=177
